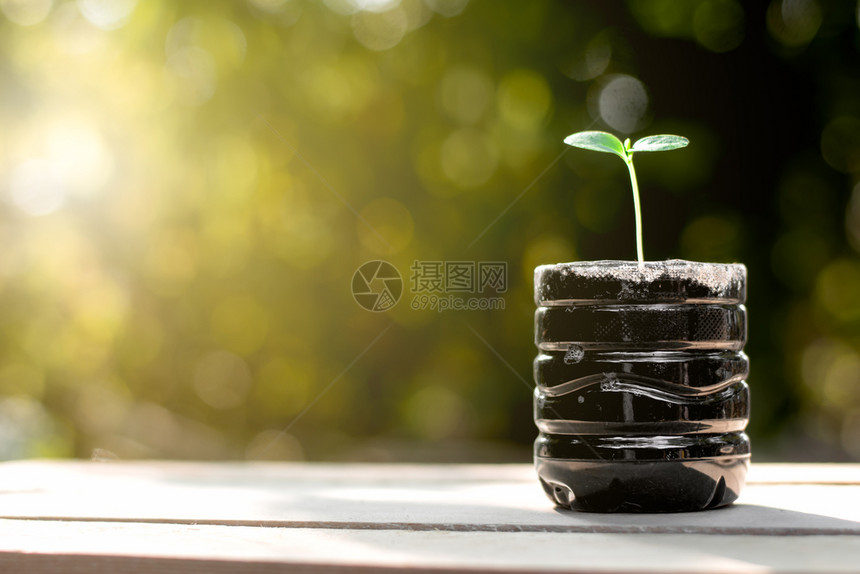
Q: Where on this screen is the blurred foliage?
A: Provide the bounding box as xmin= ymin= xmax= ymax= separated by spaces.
xmin=0 ymin=0 xmax=859 ymax=462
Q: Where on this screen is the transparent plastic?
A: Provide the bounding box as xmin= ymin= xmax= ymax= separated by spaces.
xmin=533 ymin=260 xmax=749 ymax=512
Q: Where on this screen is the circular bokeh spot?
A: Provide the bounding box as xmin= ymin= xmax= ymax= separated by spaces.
xmin=596 ymin=74 xmax=649 ymax=134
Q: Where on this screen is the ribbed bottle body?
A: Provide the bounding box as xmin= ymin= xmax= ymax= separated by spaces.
xmin=534 ymin=260 xmax=750 ymax=512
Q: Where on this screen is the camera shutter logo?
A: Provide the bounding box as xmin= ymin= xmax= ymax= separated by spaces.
xmin=351 ymin=260 xmax=403 ymax=312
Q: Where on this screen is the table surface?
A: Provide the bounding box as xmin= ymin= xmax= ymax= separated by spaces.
xmin=0 ymin=461 xmax=858 ymax=573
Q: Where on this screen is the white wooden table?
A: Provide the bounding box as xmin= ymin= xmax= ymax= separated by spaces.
xmin=0 ymin=461 xmax=858 ymax=573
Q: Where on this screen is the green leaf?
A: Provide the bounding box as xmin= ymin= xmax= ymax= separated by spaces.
xmin=563 ymin=131 xmax=627 ymax=160
xmin=630 ymin=135 xmax=689 ymax=153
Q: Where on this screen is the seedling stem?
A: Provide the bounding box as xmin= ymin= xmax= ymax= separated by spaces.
xmin=563 ymin=131 xmax=689 ymax=263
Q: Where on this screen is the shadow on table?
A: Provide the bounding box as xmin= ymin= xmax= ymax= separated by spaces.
xmin=549 ymin=503 xmax=860 ymax=535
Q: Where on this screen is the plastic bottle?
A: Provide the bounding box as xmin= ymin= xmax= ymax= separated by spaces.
xmin=533 ymin=259 xmax=749 ymax=512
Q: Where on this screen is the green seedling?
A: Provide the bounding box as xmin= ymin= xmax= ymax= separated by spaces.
xmin=564 ymin=131 xmax=688 ymax=264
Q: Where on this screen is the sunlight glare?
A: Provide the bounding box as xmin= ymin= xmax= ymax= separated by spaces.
xmin=47 ymin=122 xmax=113 ymax=197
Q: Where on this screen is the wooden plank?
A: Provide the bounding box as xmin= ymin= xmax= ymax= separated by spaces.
xmin=746 ymin=463 xmax=860 ymax=484
xmin=1 ymin=461 xmax=859 ymax=535
xmin=1 ymin=519 xmax=859 ymax=574
xmin=0 ymin=461 xmax=858 ymax=573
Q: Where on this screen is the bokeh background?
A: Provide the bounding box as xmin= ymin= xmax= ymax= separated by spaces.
xmin=1 ymin=0 xmax=859 ymax=462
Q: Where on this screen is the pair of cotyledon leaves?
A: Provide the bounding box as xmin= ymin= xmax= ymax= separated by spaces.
xmin=563 ymin=131 xmax=688 ymax=161
xmin=563 ymin=130 xmax=689 ymax=263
